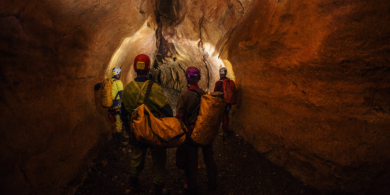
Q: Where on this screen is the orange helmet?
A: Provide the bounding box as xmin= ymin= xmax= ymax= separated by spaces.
xmin=134 ymin=54 xmax=151 ymax=72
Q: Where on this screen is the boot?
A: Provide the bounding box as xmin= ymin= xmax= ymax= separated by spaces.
xmin=130 ymin=177 xmax=138 ymax=186
xmin=154 ymin=184 xmax=164 ymax=195
xmin=208 ymin=183 xmax=217 ymax=192
xmin=185 ymin=188 xmax=197 ymax=195
xmin=116 ymin=131 xmax=128 ymax=146
xmin=129 ymin=177 xmax=141 ymax=193
xmin=121 ymin=131 xmax=129 ymax=145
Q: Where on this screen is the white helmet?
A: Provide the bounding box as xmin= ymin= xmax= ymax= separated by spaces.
xmin=219 ymin=67 xmax=227 ymax=75
xmin=112 ymin=67 xmax=121 ymax=76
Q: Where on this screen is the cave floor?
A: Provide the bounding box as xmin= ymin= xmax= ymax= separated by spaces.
xmin=75 ymin=131 xmax=319 ymax=195
xmin=75 ymin=87 xmax=319 ymax=195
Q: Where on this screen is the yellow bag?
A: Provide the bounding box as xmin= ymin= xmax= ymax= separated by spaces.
xmin=191 ymin=94 xmax=226 ymax=146
xmin=131 ymin=104 xmax=187 ymax=148
xmin=101 ymin=78 xmax=113 ymax=108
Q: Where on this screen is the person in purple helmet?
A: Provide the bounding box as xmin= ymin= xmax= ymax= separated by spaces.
xmin=175 ymin=67 xmax=218 ymax=194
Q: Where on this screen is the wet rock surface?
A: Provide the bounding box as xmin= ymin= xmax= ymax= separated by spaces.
xmin=75 ymin=132 xmax=319 ymax=195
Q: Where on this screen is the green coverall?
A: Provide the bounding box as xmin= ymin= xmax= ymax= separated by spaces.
xmin=121 ymin=78 xmax=173 ymax=185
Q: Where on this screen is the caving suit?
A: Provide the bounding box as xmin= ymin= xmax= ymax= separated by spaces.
xmin=120 ymin=77 xmax=173 ymax=186
xmin=175 ymin=83 xmax=218 ymax=193
xmin=214 ymin=77 xmax=230 ymax=133
xmin=112 ymin=77 xmax=123 ymax=133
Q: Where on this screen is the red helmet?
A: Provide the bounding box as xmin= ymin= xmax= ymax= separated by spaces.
xmin=134 ymin=54 xmax=151 ymax=71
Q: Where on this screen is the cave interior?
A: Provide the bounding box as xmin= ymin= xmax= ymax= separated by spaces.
xmin=1 ymin=0 xmax=390 ymax=194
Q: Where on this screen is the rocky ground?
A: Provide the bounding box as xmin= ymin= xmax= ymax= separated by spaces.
xmin=74 ymin=131 xmax=319 ymax=195
xmin=75 ymin=87 xmax=320 ymax=195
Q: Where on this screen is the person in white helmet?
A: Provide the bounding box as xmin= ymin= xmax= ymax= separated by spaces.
xmin=111 ymin=67 xmax=128 ymax=146
xmin=214 ymin=67 xmax=237 ymax=137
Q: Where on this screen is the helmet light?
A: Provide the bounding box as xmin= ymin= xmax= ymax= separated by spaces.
xmin=136 ymin=62 xmax=146 ymax=70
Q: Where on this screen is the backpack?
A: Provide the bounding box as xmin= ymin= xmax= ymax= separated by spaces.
xmin=189 ymin=91 xmax=226 ymax=146
xmin=223 ymin=78 xmax=237 ymax=104
xmin=101 ymin=78 xmax=114 ymax=108
xmin=130 ymin=80 xmax=187 ymax=148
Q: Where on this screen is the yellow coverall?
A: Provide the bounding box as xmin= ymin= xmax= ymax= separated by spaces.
xmin=112 ymin=78 xmax=123 ymax=133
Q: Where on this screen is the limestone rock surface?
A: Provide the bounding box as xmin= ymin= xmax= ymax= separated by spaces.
xmin=0 ymin=0 xmax=154 ymax=194
xmin=227 ymin=0 xmax=390 ymax=194
xmin=1 ymin=0 xmax=390 ymax=194
xmin=152 ymin=0 xmax=254 ymax=93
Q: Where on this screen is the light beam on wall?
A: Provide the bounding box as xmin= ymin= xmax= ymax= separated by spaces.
xmin=171 ymin=38 xmax=235 ymax=92
xmin=105 ymin=17 xmax=157 ymax=82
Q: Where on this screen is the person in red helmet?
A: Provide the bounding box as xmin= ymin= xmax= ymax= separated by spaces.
xmin=121 ymin=54 xmax=173 ymax=195
xmin=175 ymin=66 xmax=218 ymax=194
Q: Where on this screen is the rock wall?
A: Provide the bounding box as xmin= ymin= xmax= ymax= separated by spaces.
xmin=0 ymin=0 xmax=155 ymax=194
xmin=151 ymin=0 xmax=254 ymax=93
xmin=1 ymin=0 xmax=390 ymax=194
xmin=227 ymin=0 xmax=390 ymax=194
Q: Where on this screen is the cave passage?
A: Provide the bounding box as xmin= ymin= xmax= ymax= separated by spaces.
xmin=105 ymin=21 xmax=234 ymax=95
xmin=104 ymin=3 xmax=236 ymax=94
xmin=2 ymin=0 xmax=390 ymax=194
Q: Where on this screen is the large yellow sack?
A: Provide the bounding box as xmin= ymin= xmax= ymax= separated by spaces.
xmin=131 ymin=104 xmax=187 ymax=148
xmin=101 ymin=78 xmax=113 ymax=108
xmin=191 ymin=94 xmax=226 ymax=146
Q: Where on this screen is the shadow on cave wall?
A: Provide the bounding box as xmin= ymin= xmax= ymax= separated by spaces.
xmin=0 ymin=1 xmax=117 ymax=194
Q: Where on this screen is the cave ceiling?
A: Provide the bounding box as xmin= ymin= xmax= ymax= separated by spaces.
xmin=106 ymin=0 xmax=253 ymax=92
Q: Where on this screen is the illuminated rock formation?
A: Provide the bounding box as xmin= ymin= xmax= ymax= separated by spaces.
xmin=150 ymin=0 xmax=253 ymax=92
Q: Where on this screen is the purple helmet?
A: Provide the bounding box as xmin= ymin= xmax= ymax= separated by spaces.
xmin=185 ymin=67 xmax=201 ymax=82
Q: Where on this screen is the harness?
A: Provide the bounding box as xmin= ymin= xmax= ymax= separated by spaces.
xmin=183 ymin=89 xmax=202 ymax=127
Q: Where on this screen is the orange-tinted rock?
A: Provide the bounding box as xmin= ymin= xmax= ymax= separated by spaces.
xmin=0 ymin=0 xmax=154 ymax=194
xmin=1 ymin=0 xmax=390 ymax=194
xmin=227 ymin=0 xmax=390 ymax=194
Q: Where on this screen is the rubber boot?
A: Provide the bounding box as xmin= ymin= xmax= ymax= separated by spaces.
xmin=121 ymin=130 xmax=129 ymax=146
xmin=208 ymin=183 xmax=217 ymax=192
xmin=129 ymin=177 xmax=141 ymax=193
xmin=154 ymin=184 xmax=164 ymax=195
xmin=185 ymin=189 xmax=197 ymax=195
xmin=130 ymin=177 xmax=138 ymax=186
xmin=116 ymin=131 xmax=128 ymax=147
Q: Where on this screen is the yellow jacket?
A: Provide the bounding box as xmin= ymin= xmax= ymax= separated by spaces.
xmin=112 ymin=79 xmax=123 ymax=100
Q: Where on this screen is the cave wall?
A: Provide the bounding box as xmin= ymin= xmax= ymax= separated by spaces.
xmin=104 ymin=17 xmax=158 ymax=85
xmin=151 ymin=0 xmax=254 ymax=93
xmin=2 ymin=0 xmax=390 ymax=194
xmin=227 ymin=0 xmax=390 ymax=194
xmin=0 ymin=0 xmax=155 ymax=194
